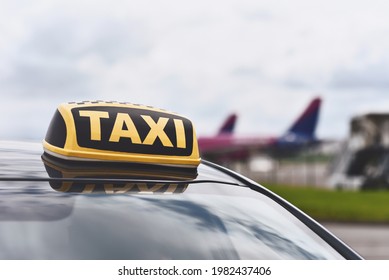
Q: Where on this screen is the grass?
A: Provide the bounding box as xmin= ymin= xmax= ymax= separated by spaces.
xmin=265 ymin=184 xmax=389 ymax=223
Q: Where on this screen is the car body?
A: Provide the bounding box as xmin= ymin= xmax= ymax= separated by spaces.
xmin=0 ymin=140 xmax=361 ymax=259
xmin=0 ymin=101 xmax=362 ymax=260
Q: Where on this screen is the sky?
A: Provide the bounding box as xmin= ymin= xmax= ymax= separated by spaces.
xmin=1 ymin=0 xmax=389 ymax=141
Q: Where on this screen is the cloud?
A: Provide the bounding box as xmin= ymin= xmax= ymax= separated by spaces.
xmin=330 ymin=62 xmax=389 ymax=89
xmin=0 ymin=15 xmax=151 ymax=98
xmin=1 ymin=0 xmax=389 ymax=140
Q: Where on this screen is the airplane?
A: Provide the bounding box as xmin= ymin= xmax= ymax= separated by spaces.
xmin=217 ymin=113 xmax=238 ymax=135
xmin=198 ymin=97 xmax=322 ymax=162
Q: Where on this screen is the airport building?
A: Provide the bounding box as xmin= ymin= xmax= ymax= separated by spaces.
xmin=329 ymin=113 xmax=389 ymax=190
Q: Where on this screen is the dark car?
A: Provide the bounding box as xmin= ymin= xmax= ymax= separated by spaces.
xmin=0 ymin=101 xmax=362 ymax=260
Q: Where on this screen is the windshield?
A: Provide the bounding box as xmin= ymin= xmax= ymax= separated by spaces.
xmin=0 ymin=141 xmax=345 ymax=259
xmin=0 ymin=181 xmax=344 ymax=260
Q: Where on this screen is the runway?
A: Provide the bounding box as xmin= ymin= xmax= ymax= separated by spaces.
xmin=322 ymin=223 xmax=389 ymax=260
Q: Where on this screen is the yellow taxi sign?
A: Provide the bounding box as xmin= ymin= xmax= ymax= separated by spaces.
xmin=43 ymin=101 xmax=200 ymax=167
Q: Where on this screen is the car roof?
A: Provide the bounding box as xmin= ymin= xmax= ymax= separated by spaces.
xmin=0 ymin=140 xmax=362 ymax=260
xmin=0 ymin=140 xmax=239 ymax=183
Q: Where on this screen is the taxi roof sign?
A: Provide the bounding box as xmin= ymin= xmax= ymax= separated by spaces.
xmin=43 ymin=101 xmax=201 ymax=167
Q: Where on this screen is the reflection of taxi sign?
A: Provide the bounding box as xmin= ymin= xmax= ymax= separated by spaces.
xmin=42 ymin=152 xmax=194 ymax=194
xmin=43 ymin=101 xmax=200 ymax=167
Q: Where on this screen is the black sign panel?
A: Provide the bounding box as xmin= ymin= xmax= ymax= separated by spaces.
xmin=72 ymin=106 xmax=194 ymax=156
